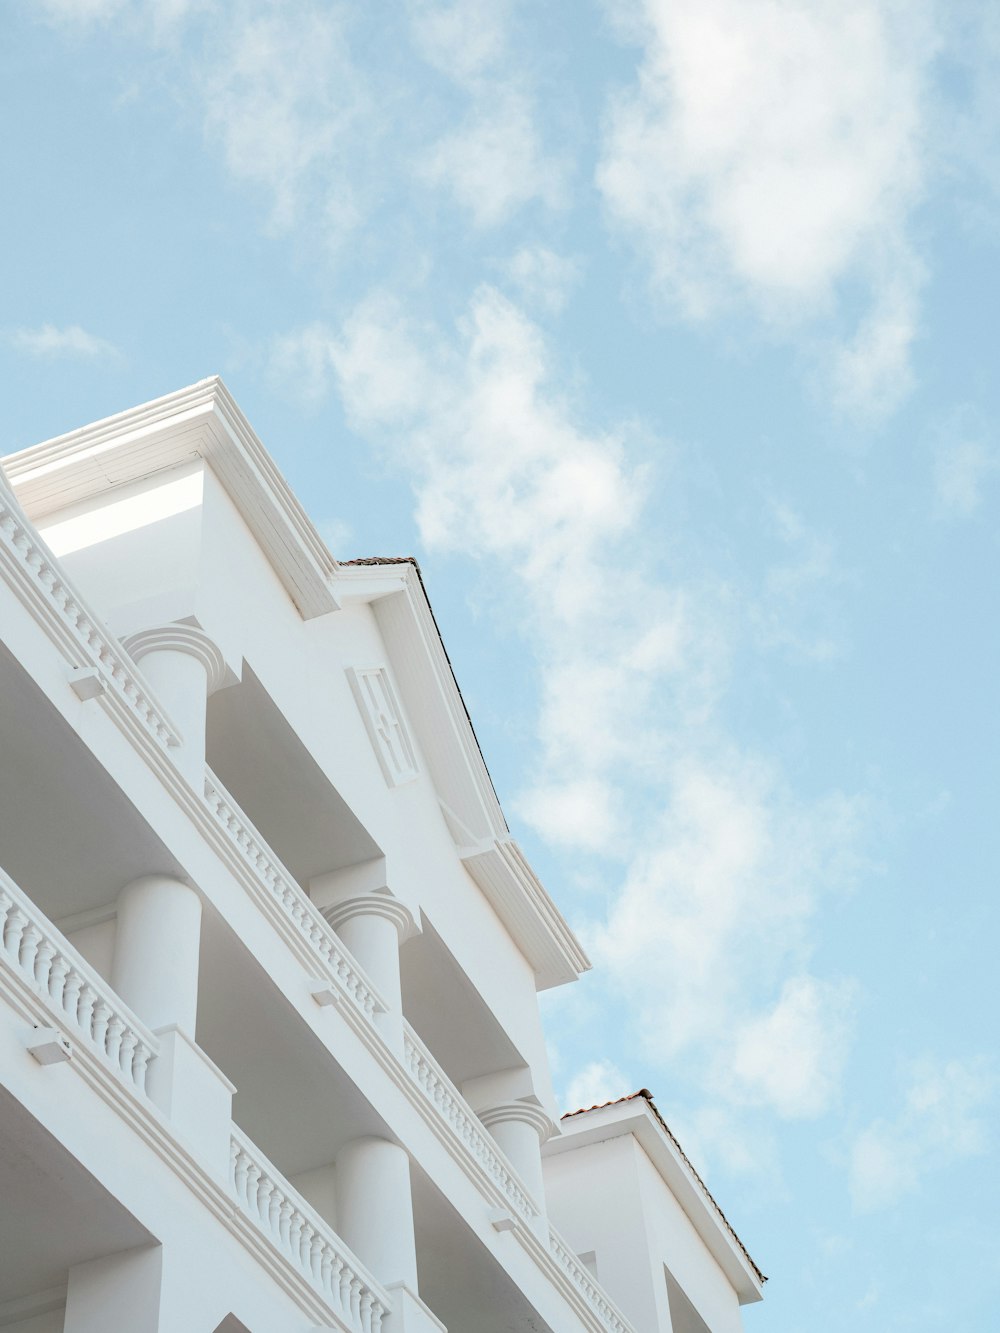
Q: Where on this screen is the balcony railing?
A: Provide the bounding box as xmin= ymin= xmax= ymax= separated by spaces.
xmin=0 ymin=866 xmax=158 ymax=1095
xmin=549 ymin=1228 xmax=636 ymax=1333
xmin=402 ymin=1027 xmax=539 ymax=1224
xmin=203 ymin=773 xmax=383 ymax=1027
xmin=229 ymin=1125 xmax=389 ymax=1333
xmin=0 ymin=490 xmax=179 ymax=752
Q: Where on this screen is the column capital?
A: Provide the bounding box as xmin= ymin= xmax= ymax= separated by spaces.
xmin=321 ymin=887 xmax=419 ymax=943
xmin=478 ymin=1098 xmax=558 ymax=1144
xmin=123 ymin=621 xmax=233 ymax=695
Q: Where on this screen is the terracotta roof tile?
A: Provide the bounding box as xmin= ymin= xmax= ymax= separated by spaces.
xmin=562 ymin=1089 xmax=766 ymax=1285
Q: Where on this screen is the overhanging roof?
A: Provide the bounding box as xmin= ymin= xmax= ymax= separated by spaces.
xmin=1 ymin=378 xmax=589 ymax=991
xmin=546 ymin=1092 xmax=765 ymax=1305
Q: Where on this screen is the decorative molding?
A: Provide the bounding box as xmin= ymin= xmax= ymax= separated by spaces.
xmin=478 ymin=1099 xmax=558 ymax=1144
xmin=230 ymin=1126 xmax=389 ymax=1333
xmin=124 ymin=622 xmax=231 ymax=696
xmin=346 ymin=666 xmax=419 ymax=788
xmin=321 ymin=888 xmax=419 ymax=944
xmin=3 ymin=377 xmax=340 ymax=620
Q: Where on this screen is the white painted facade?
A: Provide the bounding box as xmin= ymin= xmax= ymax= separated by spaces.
xmin=0 ymin=379 xmax=765 ymax=1333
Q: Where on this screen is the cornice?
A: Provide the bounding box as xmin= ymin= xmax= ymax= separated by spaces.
xmin=335 ymin=560 xmax=591 ymax=991
xmin=123 ymin=622 xmax=231 ymax=695
xmin=2 ymin=377 xmax=339 ymax=620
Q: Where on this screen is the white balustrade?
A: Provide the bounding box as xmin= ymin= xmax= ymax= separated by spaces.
xmin=0 ymin=494 xmax=178 ymax=751
xmin=402 ymin=1028 xmax=538 ymax=1225
xmin=0 ymin=867 xmax=158 ymax=1094
xmin=549 ymin=1230 xmax=637 ymax=1333
xmin=203 ymin=773 xmax=383 ymax=1026
xmin=229 ymin=1127 xmax=389 ymax=1333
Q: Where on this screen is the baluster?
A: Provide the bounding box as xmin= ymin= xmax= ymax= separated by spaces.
xmin=0 ymin=888 xmax=11 ymax=942
xmin=105 ymin=1014 xmax=125 ymax=1065
xmin=133 ymin=1040 xmax=153 ymax=1092
xmin=230 ymin=1141 xmax=242 ymax=1195
xmin=257 ymin=1176 xmax=276 ymax=1233
xmin=1 ymin=904 xmax=26 ymax=960
xmin=278 ymin=1198 xmax=294 ymax=1249
xmin=119 ymin=1026 xmax=138 ymax=1080
xmin=282 ymin=1207 xmax=300 ymax=1265
xmin=309 ymin=1232 xmax=324 ymax=1283
xmin=91 ymin=1000 xmax=112 ymax=1051
xmin=245 ymin=1161 xmax=262 ymax=1214
xmin=329 ymin=1256 xmax=345 ymax=1309
xmin=18 ymin=921 xmax=42 ymax=975
xmin=48 ymin=952 xmax=71 ymax=1007
xmin=61 ymin=968 xmax=84 ymax=1028
xmin=360 ymin=1289 xmax=374 ymax=1333
xmin=371 ymin=1300 xmax=385 ymax=1333
xmin=350 ymin=1276 xmax=363 ymax=1326
xmin=320 ymin=1246 xmax=335 ymax=1297
xmin=77 ymin=983 xmax=98 ymax=1037
xmin=338 ymin=1261 xmax=353 ymax=1314
xmin=297 ymin=1221 xmax=317 ymax=1269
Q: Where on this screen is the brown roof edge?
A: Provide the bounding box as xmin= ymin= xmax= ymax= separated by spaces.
xmin=340 ymin=556 xmax=508 ymax=834
xmin=562 ymin=1090 xmax=766 ymax=1286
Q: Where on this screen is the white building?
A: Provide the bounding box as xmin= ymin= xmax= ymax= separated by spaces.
xmin=0 ymin=379 xmax=765 ymax=1333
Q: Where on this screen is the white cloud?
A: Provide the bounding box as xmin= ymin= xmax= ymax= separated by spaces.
xmin=278 ymin=283 xmax=865 ymax=1122
xmin=37 ymin=0 xmax=127 ymax=23
xmin=505 ymin=245 xmax=581 ymax=314
xmin=564 ymin=1059 xmax=632 ymax=1113
xmin=410 ymin=0 xmax=566 ymax=226
xmin=849 ymin=1058 xmax=994 ymax=1212
xmin=418 ymin=90 xmax=563 ymax=227
xmin=8 ymin=324 xmax=121 ymax=360
xmin=198 ymin=6 xmax=370 ymax=236
xmin=598 ymin=0 xmax=935 ymax=413
xmin=934 ymin=438 xmax=1000 ymax=516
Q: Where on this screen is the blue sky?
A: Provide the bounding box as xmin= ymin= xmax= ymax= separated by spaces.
xmin=3 ymin=2 xmax=998 ymax=1328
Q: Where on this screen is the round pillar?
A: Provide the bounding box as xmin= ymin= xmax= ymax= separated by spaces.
xmin=123 ymin=623 xmax=229 ymax=785
xmin=112 ymin=875 xmax=202 ymax=1035
xmin=322 ymin=893 xmax=416 ymax=1050
xmin=335 ymin=1136 xmax=419 ymax=1292
xmin=479 ymin=1101 xmax=556 ymax=1220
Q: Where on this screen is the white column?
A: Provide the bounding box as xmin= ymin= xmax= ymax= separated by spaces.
xmin=123 ymin=623 xmax=229 ymax=785
xmin=313 ymin=872 xmax=418 ymax=1052
xmin=112 ymin=875 xmax=202 ymax=1035
xmin=112 ymin=874 xmax=234 ymax=1176
xmin=335 ymin=1136 xmax=419 ymax=1293
xmin=479 ymin=1101 xmax=556 ymax=1226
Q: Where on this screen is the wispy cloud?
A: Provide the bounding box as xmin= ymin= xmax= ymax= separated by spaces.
xmin=8 ymin=324 xmax=121 ymax=360
xmin=932 ymin=409 xmax=1000 ymax=516
xmin=597 ymin=0 xmax=936 ymax=415
xmin=505 ymin=245 xmax=581 ymax=314
xmin=849 ymin=1057 xmax=994 ymax=1212
xmin=564 ymin=1059 xmax=632 ymax=1113
xmin=274 ymin=284 xmax=865 ymax=1124
xmin=409 ymin=0 xmax=566 ymax=226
